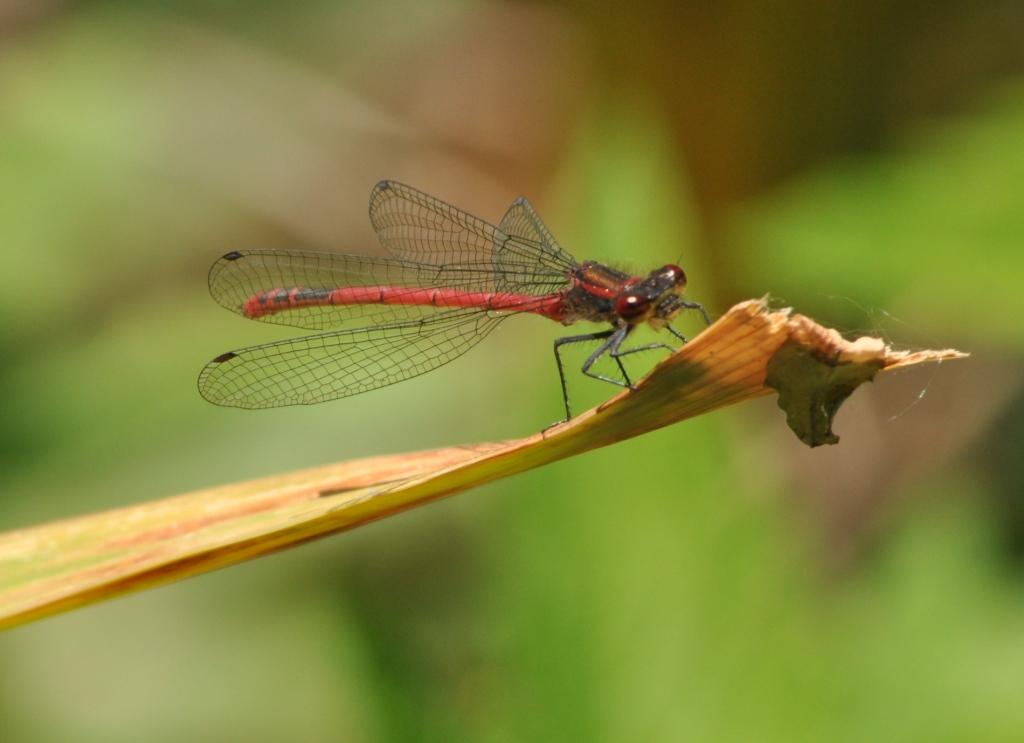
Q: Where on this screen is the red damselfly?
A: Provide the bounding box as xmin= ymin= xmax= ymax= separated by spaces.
xmin=199 ymin=181 xmax=710 ymax=419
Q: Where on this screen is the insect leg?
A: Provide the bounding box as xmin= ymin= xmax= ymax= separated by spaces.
xmin=666 ymin=324 xmax=687 ymax=343
xmin=680 ymin=300 xmax=711 ymax=326
xmin=580 ymin=324 xmax=633 ymax=388
xmin=553 ymin=329 xmax=615 ymax=421
xmin=612 ymin=341 xmax=677 ymax=363
xmin=605 ymin=324 xmax=677 ymax=386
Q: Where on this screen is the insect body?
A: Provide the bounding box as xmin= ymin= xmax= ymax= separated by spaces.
xmin=199 ymin=181 xmax=709 ymax=419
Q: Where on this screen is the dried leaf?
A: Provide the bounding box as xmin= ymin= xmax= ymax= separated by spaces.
xmin=0 ymin=299 xmax=965 ymax=629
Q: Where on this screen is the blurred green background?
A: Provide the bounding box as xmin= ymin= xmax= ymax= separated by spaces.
xmin=2 ymin=1 xmax=1022 ymax=740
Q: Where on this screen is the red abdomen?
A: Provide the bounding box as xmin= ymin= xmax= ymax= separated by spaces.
xmin=243 ymin=286 xmax=566 ymax=321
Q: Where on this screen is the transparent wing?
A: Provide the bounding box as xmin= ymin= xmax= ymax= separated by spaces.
xmin=200 ymin=184 xmax=578 ymax=409
xmin=198 ymin=308 xmax=505 ymax=409
xmin=368 ymin=181 xmax=577 ymax=293
xmin=497 ymin=196 xmax=567 ymax=262
xmin=208 ymin=249 xmax=546 ymax=331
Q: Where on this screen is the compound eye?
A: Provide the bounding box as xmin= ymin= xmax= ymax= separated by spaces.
xmin=661 ymin=264 xmax=687 ymax=287
xmin=614 ymin=293 xmax=648 ymax=320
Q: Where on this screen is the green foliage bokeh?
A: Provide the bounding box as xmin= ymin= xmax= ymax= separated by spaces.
xmin=0 ymin=3 xmax=1019 ymax=741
